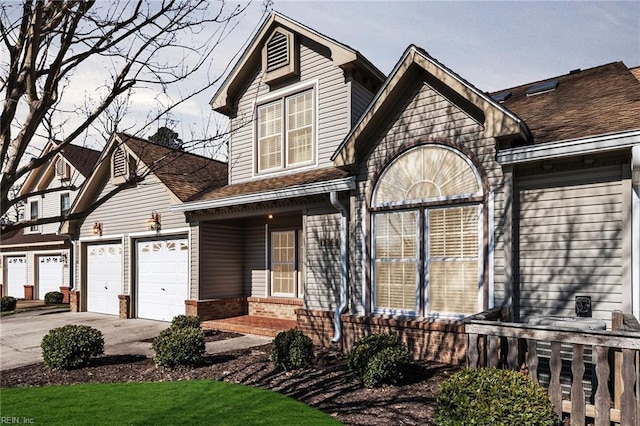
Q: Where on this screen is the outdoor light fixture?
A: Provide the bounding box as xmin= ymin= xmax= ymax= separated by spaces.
xmin=92 ymin=222 xmax=103 ymax=236
xmin=61 ymin=253 xmax=68 ymax=264
xmin=148 ymin=211 xmax=161 ymax=231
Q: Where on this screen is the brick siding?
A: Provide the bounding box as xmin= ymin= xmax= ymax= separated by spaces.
xmin=185 ymin=298 xmax=247 ymax=321
xmin=118 ymin=294 xmax=130 ymax=319
xmin=248 ymin=297 xmax=302 ymax=320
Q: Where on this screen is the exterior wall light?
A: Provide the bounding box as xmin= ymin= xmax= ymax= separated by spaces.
xmin=148 ymin=211 xmax=161 ymax=231
xmin=92 ymin=222 xmax=103 ymax=236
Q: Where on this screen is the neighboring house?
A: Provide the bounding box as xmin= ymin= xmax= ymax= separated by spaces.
xmin=60 ymin=133 xmax=227 ymax=321
xmin=0 ymin=141 xmax=100 ymax=301
xmin=173 ymin=12 xmax=640 ymax=363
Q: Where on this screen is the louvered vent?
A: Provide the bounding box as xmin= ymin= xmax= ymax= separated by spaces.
xmin=266 ymin=31 xmax=289 ymax=71
xmin=112 ymin=147 xmax=127 ymax=178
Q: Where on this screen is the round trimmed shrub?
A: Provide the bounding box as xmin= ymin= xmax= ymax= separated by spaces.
xmin=41 ymin=324 xmax=104 ymax=370
xmin=170 ymin=314 xmax=201 ymax=330
xmin=152 ymin=326 xmax=205 ymax=368
xmin=270 ymin=329 xmax=313 ymax=371
xmin=44 ymin=291 xmax=64 ymax=304
xmin=434 ymin=367 xmax=561 ymax=426
xmin=347 ymin=333 xmax=410 ymax=388
xmin=1 ymin=296 xmax=17 ymax=312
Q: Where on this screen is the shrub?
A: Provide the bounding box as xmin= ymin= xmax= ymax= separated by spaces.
xmin=270 ymin=329 xmax=314 ymax=371
xmin=44 ymin=291 xmax=64 ymax=304
xmin=1 ymin=296 xmax=17 ymax=312
xmin=41 ymin=325 xmax=104 ymax=370
xmin=152 ymin=326 xmax=205 ymax=368
xmin=170 ymin=315 xmax=201 ymax=330
xmin=347 ymin=333 xmax=410 ymax=388
xmin=434 ymin=367 xmax=561 ymax=426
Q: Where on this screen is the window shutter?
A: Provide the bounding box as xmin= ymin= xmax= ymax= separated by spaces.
xmin=266 ymin=31 xmax=289 ymax=71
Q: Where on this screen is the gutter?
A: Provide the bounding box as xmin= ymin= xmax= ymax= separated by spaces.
xmin=330 ymin=191 xmax=349 ymax=343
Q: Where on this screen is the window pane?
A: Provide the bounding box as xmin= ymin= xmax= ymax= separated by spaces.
xmin=287 ymin=91 xmax=313 ymax=165
xmin=60 ymin=193 xmax=70 ymax=216
xmin=272 ymin=231 xmax=296 ymax=297
xmin=429 ymin=260 xmax=478 ymax=314
xmin=258 ymin=101 xmax=282 ymax=171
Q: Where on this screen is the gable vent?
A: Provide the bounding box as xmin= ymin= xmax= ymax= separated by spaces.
xmin=55 ymin=158 xmax=70 ymax=179
xmin=266 ymin=31 xmax=289 ymax=71
xmin=112 ymin=147 xmax=127 ymax=178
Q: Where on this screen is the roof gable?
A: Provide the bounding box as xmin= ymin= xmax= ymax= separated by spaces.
xmin=211 ymin=11 xmax=385 ymax=116
xmin=332 ymin=45 xmax=531 ymax=167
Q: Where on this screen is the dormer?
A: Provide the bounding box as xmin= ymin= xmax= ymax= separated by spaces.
xmin=54 ymin=157 xmax=71 ymax=180
xmin=110 ymin=146 xmax=134 ymax=184
xmin=262 ymin=27 xmax=299 ymax=85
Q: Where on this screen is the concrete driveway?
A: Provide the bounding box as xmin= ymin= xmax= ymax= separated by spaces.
xmin=0 ymin=311 xmax=169 ymax=371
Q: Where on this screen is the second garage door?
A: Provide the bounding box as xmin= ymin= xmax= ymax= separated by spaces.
xmin=38 ymin=255 xmax=63 ymax=300
xmin=87 ymin=243 xmax=122 ymax=316
xmin=136 ymin=239 xmax=188 ymax=321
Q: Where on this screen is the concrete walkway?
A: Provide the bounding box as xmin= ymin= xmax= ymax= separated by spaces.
xmin=0 ymin=310 xmax=271 ymax=371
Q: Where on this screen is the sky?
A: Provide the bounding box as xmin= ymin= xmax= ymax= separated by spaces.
xmin=8 ymin=1 xmax=640 ymax=156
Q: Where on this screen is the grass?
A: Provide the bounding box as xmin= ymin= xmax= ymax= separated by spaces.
xmin=0 ymin=380 xmax=342 ymax=425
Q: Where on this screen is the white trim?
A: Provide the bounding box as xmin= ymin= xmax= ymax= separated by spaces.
xmin=632 ymin=145 xmax=640 ymax=319
xmin=360 ymin=202 xmax=367 ymax=315
xmin=172 ymin=177 xmax=356 ymax=213
xmin=498 ymin=130 xmax=640 ymax=165
xmin=127 ymin=227 xmax=190 ymax=239
xmin=79 ymin=234 xmax=125 ymax=243
xmin=488 ymin=191 xmax=495 ymax=309
xmin=0 ymin=240 xmax=67 ymax=249
xmin=477 ymin=203 xmax=484 ymax=313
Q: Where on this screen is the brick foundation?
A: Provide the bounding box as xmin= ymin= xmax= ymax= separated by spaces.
xmin=248 ymin=297 xmax=302 ymax=320
xmin=69 ymin=290 xmax=80 ymax=312
xmin=24 ymin=285 xmax=34 ymax=300
xmin=296 ymin=309 xmax=468 ymax=365
xmin=60 ymin=286 xmax=71 ymax=304
xmin=118 ymin=295 xmax=130 ymax=319
xmin=185 ymin=298 xmax=247 ymax=321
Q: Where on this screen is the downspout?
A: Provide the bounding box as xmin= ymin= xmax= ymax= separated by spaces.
xmin=330 ymin=191 xmax=348 ymax=343
xmin=631 ymin=145 xmax=640 ymax=319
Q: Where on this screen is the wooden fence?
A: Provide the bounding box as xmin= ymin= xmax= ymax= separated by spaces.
xmin=465 ymin=315 xmax=640 ymax=426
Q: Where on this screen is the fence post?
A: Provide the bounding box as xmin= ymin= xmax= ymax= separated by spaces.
xmin=612 ymin=310 xmax=623 ymax=410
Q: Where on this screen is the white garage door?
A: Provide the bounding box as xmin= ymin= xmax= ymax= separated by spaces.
xmin=5 ymin=256 xmax=26 ymax=299
xmin=87 ymin=243 xmax=122 ymax=316
xmin=137 ymin=239 xmax=188 ymax=321
xmin=38 ymin=255 xmax=63 ymax=299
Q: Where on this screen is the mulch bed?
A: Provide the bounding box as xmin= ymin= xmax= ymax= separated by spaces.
xmin=0 ymin=343 xmax=460 ymax=425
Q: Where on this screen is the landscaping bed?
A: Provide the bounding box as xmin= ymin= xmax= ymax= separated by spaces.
xmin=0 ymin=344 xmax=459 ymax=426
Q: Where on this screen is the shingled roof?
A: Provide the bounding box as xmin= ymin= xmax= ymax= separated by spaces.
xmin=58 ymin=143 xmax=101 ymax=178
xmin=118 ymin=133 xmax=228 ymax=202
xmin=493 ymin=62 xmax=640 ymax=144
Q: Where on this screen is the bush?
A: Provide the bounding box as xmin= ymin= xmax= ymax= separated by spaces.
xmin=1 ymin=296 xmax=17 ymax=312
xmin=270 ymin=329 xmax=313 ymax=371
xmin=41 ymin=325 xmax=104 ymax=370
xmin=434 ymin=367 xmax=561 ymax=426
xmin=152 ymin=326 xmax=205 ymax=368
xmin=170 ymin=315 xmax=201 ymax=330
xmin=44 ymin=291 xmax=64 ymax=304
xmin=347 ymin=333 xmax=411 ymax=388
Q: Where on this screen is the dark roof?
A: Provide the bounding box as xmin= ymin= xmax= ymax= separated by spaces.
xmin=0 ymin=227 xmax=69 ymax=248
xmin=59 ymin=143 xmax=101 ymax=178
xmin=190 ymin=167 xmax=350 ymax=202
xmin=493 ymin=62 xmax=640 ymax=144
xmin=117 ymin=133 xmax=228 ymax=202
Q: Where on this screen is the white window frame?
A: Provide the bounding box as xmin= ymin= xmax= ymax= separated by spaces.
xmin=29 ymin=200 xmax=39 ymax=232
xmin=254 ymin=82 xmax=318 ymax=176
xmin=60 ymin=192 xmax=70 ymax=217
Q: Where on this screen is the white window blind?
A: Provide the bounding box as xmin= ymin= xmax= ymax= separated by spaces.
xmin=287 ymin=91 xmax=313 ymax=165
xmin=271 ymin=230 xmax=296 ymax=296
xmin=258 ymin=101 xmax=283 ymax=171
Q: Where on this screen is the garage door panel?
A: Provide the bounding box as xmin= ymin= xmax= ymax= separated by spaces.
xmin=87 ymin=244 xmax=122 ymax=316
xmin=137 ymin=239 xmax=188 ymax=322
xmin=5 ymin=257 xmax=26 ymax=299
xmin=38 ymin=256 xmax=63 ymax=299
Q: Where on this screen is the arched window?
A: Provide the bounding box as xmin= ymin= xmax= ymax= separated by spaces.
xmin=371 ymin=145 xmax=483 ymax=317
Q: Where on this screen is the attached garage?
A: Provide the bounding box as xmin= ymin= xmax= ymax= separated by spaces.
xmin=86 ymin=243 xmax=122 ymax=315
xmin=37 ymin=255 xmax=63 ymax=300
xmin=516 ymin=166 xmax=624 ymax=322
xmin=136 ymin=238 xmax=189 ymax=321
xmin=4 ymin=256 xmax=27 ymax=299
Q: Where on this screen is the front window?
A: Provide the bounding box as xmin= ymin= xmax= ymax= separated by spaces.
xmin=29 ymin=200 xmax=39 ymax=232
xmin=270 ymin=230 xmax=304 ymax=298
xmin=257 ymin=89 xmax=314 ymax=173
xmin=371 ymin=145 xmax=483 ymax=317
xmin=60 ymin=193 xmax=70 ymax=216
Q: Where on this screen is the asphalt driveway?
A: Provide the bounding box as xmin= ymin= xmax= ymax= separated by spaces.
xmin=0 ymin=311 xmax=169 ymax=371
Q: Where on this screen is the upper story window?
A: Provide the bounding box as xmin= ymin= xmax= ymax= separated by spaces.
xmin=29 ymin=200 xmax=39 ymax=232
xmin=261 ymin=27 xmax=298 ymax=84
xmin=110 ymin=147 xmax=132 ymax=184
xmin=257 ymin=88 xmax=315 ymax=173
xmin=55 ymin=157 xmax=70 ymax=180
xmin=60 ymin=193 xmax=70 ymax=217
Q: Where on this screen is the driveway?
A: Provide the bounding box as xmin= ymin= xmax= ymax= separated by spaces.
xmin=0 ymin=311 xmax=169 ymax=371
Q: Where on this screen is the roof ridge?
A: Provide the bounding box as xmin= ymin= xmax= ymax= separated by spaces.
xmin=117 ymin=132 xmax=227 ymax=166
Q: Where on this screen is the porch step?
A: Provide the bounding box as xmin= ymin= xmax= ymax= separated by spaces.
xmin=201 ymin=315 xmax=296 ymax=337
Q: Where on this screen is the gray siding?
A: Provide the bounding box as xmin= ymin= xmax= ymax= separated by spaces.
xmin=198 ymin=222 xmax=243 ymax=299
xmin=305 ymin=207 xmax=341 ymax=311
xmin=516 ymin=166 xmax=624 ymax=323
xmin=353 ymin=78 xmax=503 ymax=314
xmin=245 ymin=225 xmax=267 ymax=297
xmin=229 ymin=40 xmax=350 ymax=184
xmin=351 ymin=81 xmax=375 ymax=128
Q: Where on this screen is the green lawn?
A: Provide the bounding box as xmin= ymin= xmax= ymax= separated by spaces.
xmin=0 ymin=380 xmax=342 ymax=425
